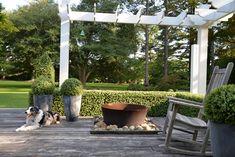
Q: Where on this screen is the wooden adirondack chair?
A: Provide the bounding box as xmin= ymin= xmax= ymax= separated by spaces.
xmin=161 ymin=62 xmax=234 ymax=156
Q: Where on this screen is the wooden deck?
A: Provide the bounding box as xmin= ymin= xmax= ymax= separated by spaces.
xmin=0 ymin=109 xmax=206 ymax=157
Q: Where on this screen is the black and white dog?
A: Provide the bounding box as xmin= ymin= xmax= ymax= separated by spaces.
xmin=16 ymin=106 xmax=60 ymax=132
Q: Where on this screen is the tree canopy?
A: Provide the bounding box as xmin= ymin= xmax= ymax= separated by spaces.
xmin=0 ymin=0 xmax=234 ymax=88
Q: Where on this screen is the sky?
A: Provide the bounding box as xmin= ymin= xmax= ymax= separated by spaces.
xmin=0 ymin=0 xmax=82 ymax=11
xmin=0 ymin=0 xmax=29 ymax=11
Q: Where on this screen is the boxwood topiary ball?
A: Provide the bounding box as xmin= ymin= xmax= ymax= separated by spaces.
xmin=205 ymin=84 xmax=235 ymax=125
xmin=60 ymin=78 xmax=83 ymax=96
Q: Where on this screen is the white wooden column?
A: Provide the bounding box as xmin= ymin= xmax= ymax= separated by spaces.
xmin=197 ymin=26 xmax=208 ymax=95
xmin=190 ymin=44 xmax=199 ymax=93
xmin=59 ymin=0 xmax=70 ymax=86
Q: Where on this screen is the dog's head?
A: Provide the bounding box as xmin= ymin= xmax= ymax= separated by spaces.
xmin=25 ymin=106 xmax=39 ymax=118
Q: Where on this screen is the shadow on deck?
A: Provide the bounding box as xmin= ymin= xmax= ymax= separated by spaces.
xmin=0 ymin=109 xmax=207 ymax=157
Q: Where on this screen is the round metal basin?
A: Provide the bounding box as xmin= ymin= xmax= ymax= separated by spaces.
xmin=101 ymin=103 xmax=148 ymax=127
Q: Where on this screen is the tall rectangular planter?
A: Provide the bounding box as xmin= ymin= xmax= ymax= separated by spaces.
xmin=33 ymin=95 xmax=53 ymax=112
xmin=63 ymin=96 xmax=82 ymax=122
xmin=210 ymin=122 xmax=235 ymax=157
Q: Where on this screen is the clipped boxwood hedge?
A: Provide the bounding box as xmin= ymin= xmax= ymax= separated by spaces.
xmin=29 ymin=89 xmax=203 ymax=117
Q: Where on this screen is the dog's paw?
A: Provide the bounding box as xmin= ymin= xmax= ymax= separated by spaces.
xmin=16 ymin=128 xmax=21 ymax=132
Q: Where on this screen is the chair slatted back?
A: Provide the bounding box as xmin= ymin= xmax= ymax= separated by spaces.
xmin=198 ymin=62 xmax=234 ymax=118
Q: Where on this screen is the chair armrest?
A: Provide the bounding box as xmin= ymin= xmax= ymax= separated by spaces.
xmin=167 ymin=96 xmax=203 ymax=109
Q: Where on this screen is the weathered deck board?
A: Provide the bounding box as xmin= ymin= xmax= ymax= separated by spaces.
xmin=0 ymin=109 xmax=207 ymax=157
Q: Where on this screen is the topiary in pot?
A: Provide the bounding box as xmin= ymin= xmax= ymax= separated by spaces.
xmin=60 ymin=78 xmax=83 ymax=121
xmin=204 ymin=84 xmax=235 ymax=157
xmin=32 ymin=76 xmax=55 ymax=111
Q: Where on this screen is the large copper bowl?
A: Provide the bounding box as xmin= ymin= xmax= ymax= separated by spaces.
xmin=101 ymin=103 xmax=148 ymax=127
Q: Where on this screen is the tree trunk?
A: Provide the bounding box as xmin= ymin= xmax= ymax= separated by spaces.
xmin=163 ymin=0 xmax=169 ymax=81
xmin=78 ymin=65 xmax=90 ymax=85
xmin=144 ymin=26 xmax=149 ymax=87
xmin=144 ymin=0 xmax=149 ymax=87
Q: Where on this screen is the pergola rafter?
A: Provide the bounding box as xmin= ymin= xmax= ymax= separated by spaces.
xmin=58 ymin=0 xmax=235 ymax=94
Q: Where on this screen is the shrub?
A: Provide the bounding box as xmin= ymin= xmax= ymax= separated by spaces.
xmin=205 ymin=84 xmax=235 ymax=125
xmin=28 ymin=89 xmax=203 ymax=117
xmin=28 ymin=91 xmax=33 ymax=106
xmin=175 ymin=92 xmax=204 ymax=117
xmin=31 ymin=76 xmax=55 ymax=95
xmin=60 ymin=78 xmax=83 ymax=96
xmin=34 ymin=53 xmax=55 ymax=82
xmin=51 ymin=88 xmax=64 ymax=115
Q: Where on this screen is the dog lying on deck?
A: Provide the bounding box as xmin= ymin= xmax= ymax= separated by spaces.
xmin=16 ymin=106 xmax=60 ymax=132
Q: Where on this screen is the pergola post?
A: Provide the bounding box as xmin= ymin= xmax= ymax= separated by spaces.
xmin=59 ymin=0 xmax=70 ymax=86
xmin=190 ymin=44 xmax=199 ymax=93
xmin=197 ymin=26 xmax=208 ymax=95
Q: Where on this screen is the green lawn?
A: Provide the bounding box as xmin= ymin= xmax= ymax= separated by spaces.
xmin=0 ymin=92 xmax=29 ymax=108
xmin=0 ymin=80 xmax=129 ymax=108
xmin=0 ymin=80 xmax=31 ymax=108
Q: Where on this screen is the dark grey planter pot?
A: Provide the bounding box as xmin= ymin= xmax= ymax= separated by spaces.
xmin=210 ymin=122 xmax=235 ymax=157
xmin=63 ymin=95 xmax=82 ymax=122
xmin=33 ymin=95 xmax=53 ymax=112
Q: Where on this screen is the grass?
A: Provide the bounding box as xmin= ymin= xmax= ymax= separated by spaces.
xmin=0 ymin=93 xmax=29 ymax=108
xmin=0 ymin=80 xmax=32 ymax=92
xmin=0 ymin=80 xmax=129 ymax=108
xmin=0 ymin=80 xmax=31 ymax=108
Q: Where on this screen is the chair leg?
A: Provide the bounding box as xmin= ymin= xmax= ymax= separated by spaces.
xmin=200 ymin=123 xmax=211 ymax=155
xmin=163 ymin=102 xmax=173 ymax=135
xmin=163 ymin=115 xmax=169 ymax=135
xmin=164 ymin=105 xmax=178 ymax=147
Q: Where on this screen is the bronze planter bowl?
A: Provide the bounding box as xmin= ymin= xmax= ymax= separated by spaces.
xmin=101 ymin=103 xmax=148 ymax=128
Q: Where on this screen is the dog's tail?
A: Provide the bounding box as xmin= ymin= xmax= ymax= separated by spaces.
xmin=53 ymin=113 xmax=61 ymax=124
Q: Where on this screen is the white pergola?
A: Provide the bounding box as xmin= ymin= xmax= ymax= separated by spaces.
xmin=58 ymin=0 xmax=235 ymax=95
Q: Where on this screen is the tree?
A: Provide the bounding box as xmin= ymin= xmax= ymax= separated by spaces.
xmin=213 ymin=15 xmax=235 ymax=83
xmin=0 ymin=3 xmax=18 ymax=79
xmin=1 ymin=0 xmax=60 ymax=80
xmin=69 ymin=0 xmax=139 ymax=84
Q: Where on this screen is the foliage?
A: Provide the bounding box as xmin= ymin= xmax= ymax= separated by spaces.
xmin=51 ymin=88 xmax=64 ymax=115
xmin=127 ymin=83 xmax=158 ymax=91
xmin=0 ymin=6 xmax=18 ymax=79
xmin=175 ymin=92 xmax=203 ymax=117
xmin=50 ymin=90 xmax=202 ymax=117
xmin=149 ymin=57 xmax=189 ymax=90
xmin=89 ymin=57 xmax=144 ymax=83
xmin=60 ymin=78 xmax=84 ymax=96
xmin=1 ymin=0 xmax=59 ymax=80
xmin=0 ymin=0 xmax=233 ymax=89
xmin=208 ymin=15 xmax=235 ymax=84
xmin=34 ymin=52 xmax=55 ymax=81
xmin=205 ymin=84 xmax=235 ymax=125
xmin=31 ymin=76 xmax=55 ymax=95
xmin=85 ymin=82 xmax=128 ymax=90
xmin=69 ymin=0 xmax=139 ymax=84
xmin=28 ymin=91 xmax=33 ymax=106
